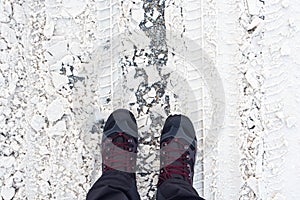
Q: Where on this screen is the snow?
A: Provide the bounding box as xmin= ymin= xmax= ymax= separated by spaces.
xmin=51 ymin=72 xmax=69 ymax=89
xmin=46 ymin=98 xmax=66 ymax=122
xmin=0 ymin=0 xmax=300 ymax=200
xmin=48 ymin=120 xmax=67 ymax=136
xmin=30 ymin=115 xmax=45 ymax=131
xmin=44 ymin=15 xmax=55 ymax=38
xmin=0 ymin=156 xmax=15 ymax=168
xmin=1 ymin=186 xmax=15 ymax=200
xmin=61 ymin=0 xmax=87 ymax=18
xmin=145 ymin=21 xmax=153 ymax=28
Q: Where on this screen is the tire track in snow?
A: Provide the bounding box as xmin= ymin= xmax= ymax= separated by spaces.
xmin=165 ymin=0 xmax=206 ymax=196
xmin=182 ymin=0 xmax=205 ymax=196
xmin=262 ymin=0 xmax=288 ymax=199
xmin=216 ymin=0 xmax=242 ymax=199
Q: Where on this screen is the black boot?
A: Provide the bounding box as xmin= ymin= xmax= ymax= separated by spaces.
xmin=87 ymin=109 xmax=141 ymax=200
xmin=158 ymin=114 xmax=197 ymax=186
xmin=102 ymin=109 xmax=138 ymax=178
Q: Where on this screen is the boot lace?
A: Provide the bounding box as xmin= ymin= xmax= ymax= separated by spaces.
xmin=102 ymin=132 xmax=136 ymax=173
xmin=158 ymin=138 xmax=192 ymax=186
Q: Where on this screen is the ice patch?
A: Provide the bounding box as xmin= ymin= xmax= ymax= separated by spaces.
xmin=46 ymin=98 xmax=67 ymax=122
xmin=1 ymin=186 xmax=15 ymax=200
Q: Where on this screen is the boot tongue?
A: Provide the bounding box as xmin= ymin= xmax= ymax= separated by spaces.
xmin=165 ymin=138 xmax=188 ymax=160
xmin=113 ymin=134 xmax=126 ymax=145
xmin=109 ymin=133 xmax=128 ymax=170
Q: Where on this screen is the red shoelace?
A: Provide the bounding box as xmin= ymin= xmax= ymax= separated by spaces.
xmin=102 ymin=132 xmax=136 ymax=173
xmin=158 ymin=138 xmax=192 ymax=186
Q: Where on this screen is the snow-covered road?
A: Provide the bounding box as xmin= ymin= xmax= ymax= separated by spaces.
xmin=0 ymin=0 xmax=300 ymax=199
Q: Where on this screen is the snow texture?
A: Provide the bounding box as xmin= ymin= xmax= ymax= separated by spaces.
xmin=0 ymin=0 xmax=300 ymax=199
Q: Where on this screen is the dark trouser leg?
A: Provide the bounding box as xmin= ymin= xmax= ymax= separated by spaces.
xmin=87 ymin=171 xmax=141 ymax=200
xmin=157 ymin=179 xmax=204 ymax=200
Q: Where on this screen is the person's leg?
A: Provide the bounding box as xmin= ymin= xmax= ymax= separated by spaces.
xmin=87 ymin=109 xmax=141 ymax=200
xmin=87 ymin=171 xmax=140 ymax=200
xmin=157 ymin=179 xmax=203 ymax=200
xmin=157 ymin=115 xmax=204 ymax=200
